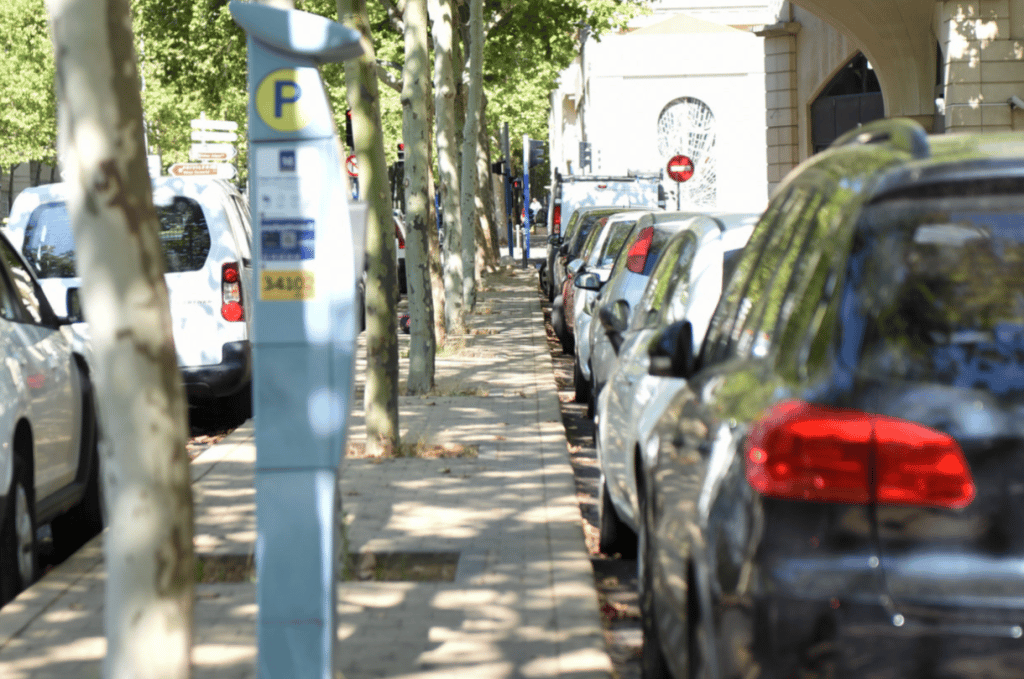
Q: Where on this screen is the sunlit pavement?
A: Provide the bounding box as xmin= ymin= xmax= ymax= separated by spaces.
xmin=0 ymin=260 xmax=612 ymax=679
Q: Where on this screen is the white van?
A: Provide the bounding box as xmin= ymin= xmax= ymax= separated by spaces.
xmin=543 ymin=170 xmax=664 ymax=300
xmin=4 ymin=178 xmax=254 ymax=416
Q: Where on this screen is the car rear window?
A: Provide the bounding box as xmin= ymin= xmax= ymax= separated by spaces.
xmin=22 ymin=196 xmax=212 ymax=277
xmin=850 ymin=194 xmax=1024 ymax=390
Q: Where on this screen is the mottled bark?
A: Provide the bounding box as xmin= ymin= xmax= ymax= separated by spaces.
xmin=338 ymin=0 xmax=401 ymax=455
xmin=401 ymin=0 xmax=435 ymax=394
xmin=458 ymin=0 xmax=482 ymax=309
xmin=44 ymin=1 xmax=193 ymax=678
xmin=428 ymin=0 xmax=464 ymax=335
xmin=476 ymin=104 xmax=500 ymax=273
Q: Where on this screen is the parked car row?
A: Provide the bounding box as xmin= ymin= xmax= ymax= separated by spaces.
xmin=555 ymin=119 xmax=1024 ymax=679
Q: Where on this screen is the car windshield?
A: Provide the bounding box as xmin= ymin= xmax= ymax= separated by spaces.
xmin=850 ymin=194 xmax=1024 ymax=392
xmin=22 ymin=196 xmax=212 ymax=277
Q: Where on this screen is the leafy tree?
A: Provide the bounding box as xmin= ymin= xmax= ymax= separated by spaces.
xmin=0 ymin=0 xmax=57 ymax=187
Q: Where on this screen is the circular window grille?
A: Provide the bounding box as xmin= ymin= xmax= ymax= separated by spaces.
xmin=657 ymin=97 xmax=717 ymax=208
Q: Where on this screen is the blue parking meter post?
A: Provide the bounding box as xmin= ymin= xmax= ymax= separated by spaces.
xmin=521 ymin=134 xmax=531 ymax=268
xmin=502 ymin=124 xmax=513 ymax=258
xmin=229 ymin=3 xmax=363 ymax=677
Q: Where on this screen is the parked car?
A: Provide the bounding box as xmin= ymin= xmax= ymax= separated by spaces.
xmin=551 ymin=206 xmax=651 ymax=352
xmin=5 ymin=179 xmax=254 ymax=417
xmin=394 ymin=209 xmax=407 ymax=295
xmin=567 ymin=211 xmax=646 ymax=405
xmin=592 ymin=213 xmax=756 ymax=556
xmin=639 ymin=119 xmax=1024 ymax=679
xmin=0 ymin=230 xmax=99 ymax=606
xmin=543 ymin=170 xmax=664 ymax=300
xmin=585 ymin=210 xmax=702 ymax=407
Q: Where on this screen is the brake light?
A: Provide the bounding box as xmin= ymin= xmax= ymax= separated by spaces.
xmin=745 ymin=401 xmax=974 ymax=509
xmin=626 ymin=226 xmax=654 ymax=274
xmin=221 ymin=262 xmax=244 ymax=322
xmin=553 ymin=205 xmax=561 ymax=235
xmin=395 ymin=223 xmax=405 ymax=249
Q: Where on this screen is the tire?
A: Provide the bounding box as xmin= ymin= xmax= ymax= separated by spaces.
xmin=638 ymin=485 xmax=671 ymax=679
xmin=551 ymin=296 xmax=574 ymax=354
xmin=573 ymin=359 xmax=590 ymax=404
xmin=0 ymin=456 xmax=37 ymax=606
xmin=598 ymin=475 xmax=636 ymax=557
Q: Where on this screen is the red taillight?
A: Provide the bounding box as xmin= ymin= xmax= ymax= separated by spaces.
xmin=745 ymin=401 xmax=975 ymax=509
xmin=395 ymin=224 xmax=405 ymax=249
xmin=221 ymin=262 xmax=244 ymax=322
xmin=626 ymin=226 xmax=653 ymax=274
xmin=553 ymin=205 xmax=561 ymax=235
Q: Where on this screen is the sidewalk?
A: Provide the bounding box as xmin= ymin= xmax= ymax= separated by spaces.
xmin=0 ymin=263 xmax=612 ymax=679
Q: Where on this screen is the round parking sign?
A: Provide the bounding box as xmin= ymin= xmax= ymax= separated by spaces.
xmin=256 ymin=68 xmax=317 ymax=132
xmin=667 ymin=154 xmax=695 ymax=183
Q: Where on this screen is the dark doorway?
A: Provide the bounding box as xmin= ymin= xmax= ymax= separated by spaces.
xmin=811 ymin=53 xmax=884 ymax=153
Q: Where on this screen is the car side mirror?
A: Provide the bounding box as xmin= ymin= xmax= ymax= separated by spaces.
xmin=598 ymin=299 xmax=629 ymax=354
xmin=64 ymin=287 xmax=85 ymax=324
xmin=548 ymin=234 xmax=562 ymax=246
xmin=574 ymin=272 xmax=602 ymax=291
xmin=567 ymin=259 xmax=585 ymax=276
xmin=559 ymin=242 xmax=570 ymax=257
xmin=649 ymin=320 xmax=695 ymax=378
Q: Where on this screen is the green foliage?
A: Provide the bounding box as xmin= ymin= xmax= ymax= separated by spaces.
xmin=0 ymin=0 xmax=57 ymax=168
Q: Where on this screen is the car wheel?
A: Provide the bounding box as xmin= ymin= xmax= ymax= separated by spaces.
xmin=573 ymin=359 xmax=589 ymax=404
xmin=638 ymin=485 xmax=671 ymax=679
xmin=0 ymin=456 xmax=37 ymax=605
xmin=598 ymin=475 xmax=636 ymax=557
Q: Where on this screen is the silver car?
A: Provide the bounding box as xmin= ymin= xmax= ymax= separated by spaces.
xmin=593 ymin=213 xmax=757 ymax=555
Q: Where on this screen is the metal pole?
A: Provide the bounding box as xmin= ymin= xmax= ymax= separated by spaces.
xmin=522 ymin=134 xmax=531 ymax=268
xmin=503 ymin=123 xmax=512 ymax=258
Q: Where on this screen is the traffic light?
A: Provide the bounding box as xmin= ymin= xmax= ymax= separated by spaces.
xmin=397 ymin=142 xmax=405 ymax=163
xmin=528 ymin=139 xmax=546 ymax=168
xmin=579 ymin=141 xmax=592 ymax=171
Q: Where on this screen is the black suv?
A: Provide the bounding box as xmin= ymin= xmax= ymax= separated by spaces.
xmin=638 ymin=119 xmax=1024 ymax=679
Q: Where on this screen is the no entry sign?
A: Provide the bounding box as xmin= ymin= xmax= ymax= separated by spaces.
xmin=667 ymin=154 xmax=695 ymax=183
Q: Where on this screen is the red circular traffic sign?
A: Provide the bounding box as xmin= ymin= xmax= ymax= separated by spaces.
xmin=667 ymin=154 xmax=695 ymax=183
xmin=346 ymin=154 xmax=359 ymax=177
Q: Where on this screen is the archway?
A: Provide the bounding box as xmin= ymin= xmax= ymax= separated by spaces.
xmin=810 ymin=53 xmax=883 ymax=153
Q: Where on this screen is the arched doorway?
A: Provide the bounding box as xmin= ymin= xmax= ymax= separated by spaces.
xmin=657 ymin=97 xmax=716 ymax=208
xmin=810 ymin=53 xmax=883 ymax=153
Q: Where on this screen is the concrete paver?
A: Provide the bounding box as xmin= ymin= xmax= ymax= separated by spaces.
xmin=0 ymin=265 xmax=611 ymax=678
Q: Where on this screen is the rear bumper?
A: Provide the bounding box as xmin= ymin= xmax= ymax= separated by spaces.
xmin=181 ymin=341 xmax=251 ymax=400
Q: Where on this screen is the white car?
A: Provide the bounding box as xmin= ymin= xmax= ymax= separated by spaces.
xmin=594 ymin=213 xmax=757 ymax=555
xmin=5 ymin=179 xmax=254 ymax=417
xmin=0 ymin=230 xmax=99 ymax=605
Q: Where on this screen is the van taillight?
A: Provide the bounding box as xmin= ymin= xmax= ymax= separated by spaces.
xmin=553 ymin=205 xmax=561 ymax=235
xmin=395 ymin=224 xmax=405 ymax=249
xmin=626 ymin=226 xmax=654 ymax=274
xmin=745 ymin=401 xmax=975 ymax=509
xmin=221 ymin=262 xmax=244 ymax=322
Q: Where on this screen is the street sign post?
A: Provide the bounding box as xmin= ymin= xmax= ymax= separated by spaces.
xmin=667 ymin=154 xmax=695 ymax=209
xmin=230 ymin=2 xmax=363 ymax=677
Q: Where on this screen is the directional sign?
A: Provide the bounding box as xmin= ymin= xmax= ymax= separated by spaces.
xmin=667 ymin=154 xmax=695 ymax=183
xmin=191 ymin=129 xmax=238 ymax=143
xmin=169 ymin=162 xmax=237 ymax=179
xmin=190 ymin=143 xmax=238 ymax=161
xmin=191 ymin=118 xmax=239 ymax=131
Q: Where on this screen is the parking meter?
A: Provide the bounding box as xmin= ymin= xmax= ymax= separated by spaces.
xmin=229 ymin=3 xmax=363 ymax=677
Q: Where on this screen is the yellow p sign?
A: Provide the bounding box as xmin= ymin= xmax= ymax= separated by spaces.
xmin=256 ymin=68 xmax=314 ymax=132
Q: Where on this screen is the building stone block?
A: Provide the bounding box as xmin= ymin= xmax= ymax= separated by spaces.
xmin=982 ymin=81 xmax=1024 ymax=100
xmin=982 ymin=58 xmax=1024 ymax=80
xmin=947 ymin=82 xmax=985 ymax=104
xmin=947 ymin=59 xmax=982 ymax=83
xmin=981 ymin=101 xmax=1013 ymax=124
xmin=946 ymin=103 xmax=984 ymax=126
xmin=764 ymin=37 xmax=796 ymax=57
xmin=980 ymin=38 xmax=1024 ymax=60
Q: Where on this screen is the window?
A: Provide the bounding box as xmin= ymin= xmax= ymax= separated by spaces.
xmin=630 ymin=231 xmax=697 ymax=331
xmin=0 ymin=238 xmax=51 ymax=325
xmin=156 ymin=196 xmax=212 ymax=273
xmin=22 ymin=202 xmax=76 ymax=279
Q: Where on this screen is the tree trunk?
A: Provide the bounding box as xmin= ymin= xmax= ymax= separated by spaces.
xmin=44 ymin=2 xmax=194 ymax=678
xmin=428 ymin=0 xmax=464 ymax=335
xmin=458 ymin=0 xmax=483 ymax=310
xmin=401 ymin=0 xmax=435 ymax=394
xmin=476 ymin=103 xmax=500 ymax=272
xmin=338 ymin=0 xmax=401 ymax=455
